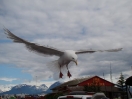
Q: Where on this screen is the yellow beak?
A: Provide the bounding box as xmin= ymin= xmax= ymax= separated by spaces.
xmin=74 ymin=60 xmax=78 ymax=65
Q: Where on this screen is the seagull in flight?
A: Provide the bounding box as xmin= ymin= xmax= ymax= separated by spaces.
xmin=4 ymin=28 xmax=122 ymax=78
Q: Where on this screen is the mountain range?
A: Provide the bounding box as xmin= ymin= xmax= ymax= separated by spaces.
xmin=0 ymin=81 xmax=61 ymax=95
xmin=46 ymin=81 xmax=62 ymax=93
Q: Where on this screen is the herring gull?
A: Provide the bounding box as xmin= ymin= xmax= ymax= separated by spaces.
xmin=4 ymin=28 xmax=122 ymax=78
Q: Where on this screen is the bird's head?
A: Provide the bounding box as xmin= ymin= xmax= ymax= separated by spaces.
xmin=71 ymin=55 xmax=78 ymax=65
xmin=65 ymin=50 xmax=78 ymax=65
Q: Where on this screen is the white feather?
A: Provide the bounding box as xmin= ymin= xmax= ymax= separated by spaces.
xmin=4 ymin=28 xmax=123 ymax=78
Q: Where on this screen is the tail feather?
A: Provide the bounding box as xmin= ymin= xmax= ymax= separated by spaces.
xmin=47 ymin=60 xmax=67 ymax=79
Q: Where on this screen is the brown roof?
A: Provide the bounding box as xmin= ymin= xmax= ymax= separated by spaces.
xmin=52 ymin=76 xmax=115 ymax=90
xmin=52 ymin=76 xmax=94 ymax=90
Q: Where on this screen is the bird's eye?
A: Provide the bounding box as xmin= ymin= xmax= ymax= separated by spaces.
xmin=72 ymin=57 xmax=74 ymax=59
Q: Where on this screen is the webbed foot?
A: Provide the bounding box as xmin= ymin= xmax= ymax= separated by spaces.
xmin=67 ymin=70 xmax=72 ymax=78
xmin=59 ymin=72 xmax=63 ymax=78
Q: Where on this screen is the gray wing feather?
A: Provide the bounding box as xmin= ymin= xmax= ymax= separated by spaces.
xmin=75 ymin=48 xmax=122 ymax=54
xmin=4 ymin=28 xmax=64 ymax=56
xmin=75 ymin=50 xmax=96 ymax=54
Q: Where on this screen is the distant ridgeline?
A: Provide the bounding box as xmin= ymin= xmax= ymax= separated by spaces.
xmin=0 ymin=81 xmax=61 ymax=95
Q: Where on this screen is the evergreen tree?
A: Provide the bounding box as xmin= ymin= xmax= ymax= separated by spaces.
xmin=117 ymin=72 xmax=125 ymax=91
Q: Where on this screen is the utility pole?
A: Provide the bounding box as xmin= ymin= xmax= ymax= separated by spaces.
xmin=36 ymin=76 xmax=37 ymax=87
xmin=103 ymin=72 xmax=107 ymax=94
xmin=110 ymin=63 xmax=113 ymax=83
xmin=131 ymin=66 xmax=132 ymax=74
xmin=110 ymin=62 xmax=113 ymax=99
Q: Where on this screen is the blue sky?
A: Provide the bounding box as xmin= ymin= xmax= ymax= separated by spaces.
xmin=0 ymin=0 xmax=132 ymax=92
xmin=0 ymin=64 xmax=31 ymax=84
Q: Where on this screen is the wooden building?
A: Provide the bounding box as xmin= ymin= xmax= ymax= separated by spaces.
xmin=52 ymin=76 xmax=122 ymax=98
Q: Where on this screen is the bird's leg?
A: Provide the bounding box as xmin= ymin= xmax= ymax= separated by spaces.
xmin=66 ymin=64 xmax=72 ymax=78
xmin=59 ymin=65 xmax=63 ymax=78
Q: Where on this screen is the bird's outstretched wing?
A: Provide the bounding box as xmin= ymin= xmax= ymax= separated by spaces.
xmin=75 ymin=48 xmax=122 ymax=54
xmin=4 ymin=28 xmax=64 ymax=56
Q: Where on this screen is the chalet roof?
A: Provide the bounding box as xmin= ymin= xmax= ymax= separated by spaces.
xmin=52 ymin=76 xmax=94 ymax=90
xmin=52 ymin=75 xmax=115 ymax=90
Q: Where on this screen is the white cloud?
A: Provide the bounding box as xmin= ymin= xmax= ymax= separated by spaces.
xmin=0 ymin=77 xmax=17 ymax=82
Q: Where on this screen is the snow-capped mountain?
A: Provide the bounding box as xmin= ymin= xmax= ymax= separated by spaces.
xmin=46 ymin=81 xmax=62 ymax=93
xmin=0 ymin=81 xmax=62 ymax=95
xmin=38 ymin=84 xmax=48 ymax=91
xmin=0 ymin=84 xmax=48 ymax=95
xmin=13 ymin=84 xmax=28 ymax=89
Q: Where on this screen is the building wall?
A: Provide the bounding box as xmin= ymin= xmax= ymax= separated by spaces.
xmin=79 ymin=76 xmax=114 ymax=86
